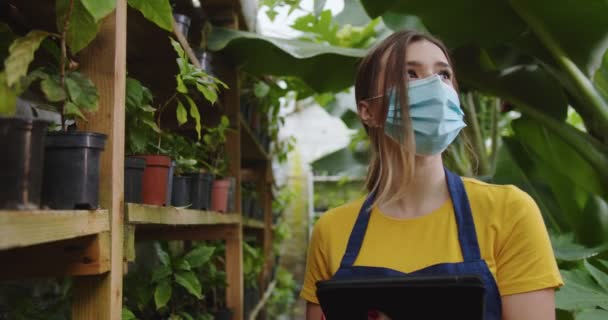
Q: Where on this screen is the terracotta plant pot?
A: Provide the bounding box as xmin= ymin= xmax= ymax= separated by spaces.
xmin=211 ymin=179 xmax=231 ymax=213
xmin=136 ymin=155 xmax=171 ymax=206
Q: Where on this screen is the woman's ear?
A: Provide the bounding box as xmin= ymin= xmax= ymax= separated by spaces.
xmin=358 ymin=100 xmax=381 ymax=127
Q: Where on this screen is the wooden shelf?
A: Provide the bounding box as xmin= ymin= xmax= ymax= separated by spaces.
xmin=240 ymin=114 xmax=270 ymax=161
xmin=242 ymin=217 xmax=265 ymax=229
xmin=0 ymin=210 xmax=110 ymax=251
xmin=126 ymin=203 xmax=241 ymax=225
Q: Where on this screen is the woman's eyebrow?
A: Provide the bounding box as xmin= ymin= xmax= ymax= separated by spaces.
xmin=405 ymin=61 xmax=451 ymax=69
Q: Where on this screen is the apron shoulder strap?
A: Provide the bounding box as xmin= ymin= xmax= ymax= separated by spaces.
xmin=339 ymin=193 xmax=375 ymax=268
xmin=445 ymin=168 xmax=482 ymax=261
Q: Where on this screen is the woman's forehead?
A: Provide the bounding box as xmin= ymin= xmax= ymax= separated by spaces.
xmin=378 ymin=39 xmax=449 ymax=67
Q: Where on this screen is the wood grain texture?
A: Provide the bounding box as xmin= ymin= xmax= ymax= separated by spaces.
xmin=0 ymin=210 xmax=109 ymax=250
xmin=226 ymin=224 xmax=244 ymax=320
xmin=0 ymin=232 xmax=110 ymax=280
xmin=72 ymin=1 xmax=126 ymax=319
xmin=127 ymin=203 xmax=241 ymax=225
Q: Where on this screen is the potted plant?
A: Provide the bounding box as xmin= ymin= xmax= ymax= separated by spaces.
xmin=124 ymin=76 xmax=173 ymax=206
xmin=198 ymin=116 xmax=233 ymax=213
xmin=158 ymin=133 xmax=201 ymax=207
xmin=0 ymin=28 xmax=50 ymax=210
xmin=243 ymin=242 xmax=264 ymax=317
xmin=199 ymin=243 xmax=233 ymax=319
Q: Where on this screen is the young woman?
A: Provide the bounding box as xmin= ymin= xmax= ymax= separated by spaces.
xmin=301 ymin=30 xmax=563 ymax=320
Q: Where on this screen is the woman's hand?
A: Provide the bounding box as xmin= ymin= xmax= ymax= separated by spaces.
xmin=306 ymin=302 xmax=324 ymax=320
xmin=502 ymin=289 xmax=556 ymax=320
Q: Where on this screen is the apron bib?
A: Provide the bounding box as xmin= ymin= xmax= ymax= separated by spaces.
xmin=330 ymin=169 xmax=501 ymax=319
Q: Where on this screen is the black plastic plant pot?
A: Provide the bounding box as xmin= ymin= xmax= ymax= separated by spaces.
xmin=212 ymin=308 xmax=233 ymax=320
xmin=165 ymin=161 xmax=175 ymax=206
xmin=0 ymin=117 xmax=49 ymax=210
xmin=42 ymin=131 xmax=107 ymax=209
xmin=173 ymin=13 xmax=191 ymax=38
xmin=189 ymin=173 xmax=214 ymax=210
xmin=195 ymin=49 xmax=216 ymax=77
xmin=124 ymin=156 xmax=146 ymax=204
xmin=171 ymin=175 xmax=192 ymax=207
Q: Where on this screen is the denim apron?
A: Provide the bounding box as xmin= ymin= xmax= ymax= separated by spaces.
xmin=330 ymin=169 xmax=502 ymax=319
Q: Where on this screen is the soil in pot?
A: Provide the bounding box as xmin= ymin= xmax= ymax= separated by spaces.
xmin=42 ymin=131 xmax=106 ymax=209
xmin=171 ymin=175 xmax=192 ymax=207
xmin=212 ymin=308 xmax=233 ymax=320
xmin=124 ymin=156 xmax=146 ymax=203
xmin=211 ymin=179 xmax=231 ymax=213
xmin=136 ymin=155 xmax=171 ymax=206
xmin=0 ymin=118 xmax=49 ymax=209
xmin=189 ymin=173 xmax=213 ymax=210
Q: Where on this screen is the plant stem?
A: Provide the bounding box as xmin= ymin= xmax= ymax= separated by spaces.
xmin=156 ymin=93 xmax=178 ymax=151
xmin=465 ymin=93 xmax=490 ymax=175
xmin=489 ymin=97 xmax=500 ymax=172
xmin=59 ymin=0 xmax=75 ymax=132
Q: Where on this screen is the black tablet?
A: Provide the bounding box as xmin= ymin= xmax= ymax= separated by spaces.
xmin=316 ymin=275 xmax=485 ymax=320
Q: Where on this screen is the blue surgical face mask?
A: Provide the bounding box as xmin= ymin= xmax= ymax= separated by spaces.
xmin=384 ymin=74 xmax=466 ymax=155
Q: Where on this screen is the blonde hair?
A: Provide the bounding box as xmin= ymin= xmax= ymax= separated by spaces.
xmin=355 ymin=30 xmax=457 ymax=208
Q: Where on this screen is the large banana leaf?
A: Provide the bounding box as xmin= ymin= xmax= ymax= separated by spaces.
xmin=360 ymin=0 xmax=608 ymax=141
xmin=452 ymin=47 xmax=608 ymax=182
xmin=207 ymin=27 xmax=366 ymax=92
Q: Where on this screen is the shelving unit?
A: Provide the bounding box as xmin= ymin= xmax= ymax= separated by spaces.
xmin=1 ymin=0 xmax=273 ymax=319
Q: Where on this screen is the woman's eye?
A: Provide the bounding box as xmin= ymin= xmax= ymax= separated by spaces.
xmin=439 ymin=70 xmax=452 ymax=80
xmin=407 ymin=70 xmax=418 ymax=79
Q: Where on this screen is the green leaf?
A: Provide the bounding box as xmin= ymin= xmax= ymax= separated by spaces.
xmin=556 ymin=268 xmax=608 ymax=311
xmin=65 ymin=72 xmax=99 ymax=110
xmin=127 ymin=0 xmax=173 ymax=31
xmin=585 ymin=260 xmax=608 ymax=293
xmin=154 ymin=242 xmax=171 ymax=266
xmin=576 ymin=309 xmax=608 ymax=320
xmin=196 ymin=83 xmax=217 ymax=105
xmin=0 ymin=72 xmax=17 ymax=115
xmin=185 ymin=96 xmax=202 ymax=140
xmin=56 ymin=0 xmax=102 ymax=53
xmin=151 ymin=265 xmax=172 ymax=282
xmin=174 ymin=257 xmax=191 ymax=271
xmin=81 ymin=0 xmax=116 ymax=22
xmin=254 ymin=81 xmax=270 ymax=98
xmin=4 ymin=30 xmax=51 ymax=86
xmin=184 ymin=245 xmax=214 ymax=268
xmin=176 ymin=75 xmax=187 ymax=94
xmin=578 ymin=194 xmax=608 ymax=247
xmin=551 ymin=233 xmax=608 ymax=262
xmin=170 ymin=37 xmax=187 ymax=61
xmin=142 ymin=118 xmax=162 ymax=133
xmin=208 ymin=27 xmax=366 ymax=92
xmin=64 ymin=101 xmax=86 ymax=120
xmin=174 ymin=271 xmax=203 ymax=299
xmin=154 ymin=280 xmax=172 ymax=310
xmin=177 ymin=312 xmax=194 ymax=320
xmin=176 ymin=99 xmax=188 ymax=125
xmin=122 ymin=307 xmax=137 ymax=320
xmin=41 ymin=76 xmax=67 ymax=102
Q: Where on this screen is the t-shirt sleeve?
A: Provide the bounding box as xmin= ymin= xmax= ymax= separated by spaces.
xmin=495 ymin=186 xmax=564 ymax=296
xmin=300 ymin=216 xmax=333 ymax=304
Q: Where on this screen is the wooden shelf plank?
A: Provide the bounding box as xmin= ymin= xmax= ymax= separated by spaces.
xmin=242 ymin=217 xmax=265 ymax=230
xmin=240 ymin=114 xmax=269 ymax=161
xmin=0 ymin=210 xmax=110 ymax=251
xmin=126 ymin=203 xmax=241 ymax=225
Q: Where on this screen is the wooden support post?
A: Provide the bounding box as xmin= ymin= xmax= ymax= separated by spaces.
xmin=225 ymin=223 xmax=244 ymax=320
xmin=71 ymin=1 xmax=126 ymax=319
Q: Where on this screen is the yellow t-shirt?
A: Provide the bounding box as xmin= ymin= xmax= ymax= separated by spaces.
xmin=301 ymin=178 xmax=563 ymax=304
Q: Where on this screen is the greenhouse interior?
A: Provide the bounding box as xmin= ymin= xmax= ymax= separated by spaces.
xmin=1 ymin=0 xmax=608 ymax=319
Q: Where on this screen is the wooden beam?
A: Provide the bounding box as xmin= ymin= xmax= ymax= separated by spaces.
xmin=136 ymin=224 xmax=240 ymax=241
xmin=225 ymin=224 xmax=244 ymax=320
xmin=127 ymin=203 xmax=241 ymax=225
xmin=0 ymin=210 xmax=109 ymax=250
xmin=0 ymin=233 xmax=110 ymax=280
xmin=72 ymin=1 xmax=126 ymax=319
